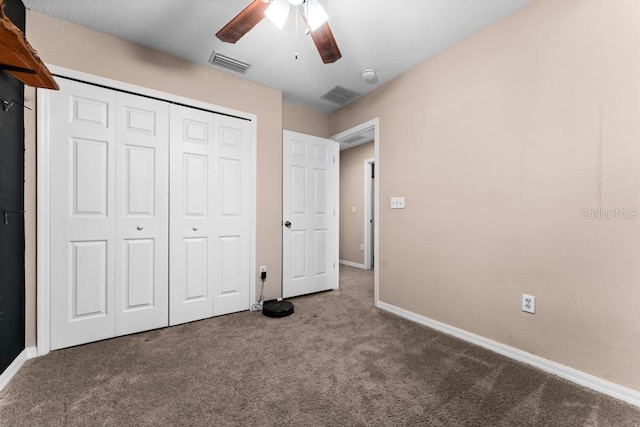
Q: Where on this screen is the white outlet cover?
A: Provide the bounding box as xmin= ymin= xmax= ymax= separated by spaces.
xmin=522 ymin=294 xmax=536 ymax=314
xmin=391 ymin=196 xmax=405 ymax=209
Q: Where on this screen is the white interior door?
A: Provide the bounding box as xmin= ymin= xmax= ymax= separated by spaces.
xmin=282 ymin=130 xmax=339 ymax=298
xmin=50 ymin=79 xmax=117 ymax=350
xmin=212 ymin=115 xmax=253 ymax=316
xmin=169 ymin=104 xmax=216 ymax=325
xmin=115 ymin=92 xmax=169 ymax=335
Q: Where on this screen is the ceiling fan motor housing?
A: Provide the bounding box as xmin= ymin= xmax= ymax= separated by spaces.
xmin=217 ymin=0 xmax=341 ymax=64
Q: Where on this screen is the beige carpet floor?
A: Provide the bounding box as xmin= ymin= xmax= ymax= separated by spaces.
xmin=1 ymin=265 xmax=638 ymax=426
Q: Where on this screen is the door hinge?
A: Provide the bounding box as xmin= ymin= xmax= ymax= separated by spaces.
xmin=333 ymin=157 xmax=336 ymax=163
xmin=333 ymin=262 xmax=336 ymax=269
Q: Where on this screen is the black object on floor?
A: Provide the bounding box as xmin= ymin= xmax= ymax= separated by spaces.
xmin=262 ymin=300 xmax=294 ymax=318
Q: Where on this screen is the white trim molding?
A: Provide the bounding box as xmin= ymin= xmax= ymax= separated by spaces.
xmin=334 ymin=146 xmax=341 ymax=290
xmin=377 ymin=301 xmax=640 ymax=408
xmin=36 ymin=87 xmax=51 ymax=356
xmin=25 ymin=346 xmax=38 ymax=359
xmin=0 ymin=347 xmax=37 ymax=392
xmin=339 ymin=260 xmax=367 ymax=269
xmin=363 ymin=157 xmax=375 ymax=270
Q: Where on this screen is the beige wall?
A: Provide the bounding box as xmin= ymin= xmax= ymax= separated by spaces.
xmin=340 ymin=142 xmax=374 ymax=265
xmin=24 ymin=11 xmax=285 ymax=346
xmin=24 ymin=86 xmax=37 ymax=349
xmin=329 ymin=0 xmax=640 ymax=391
xmin=282 ymin=101 xmax=330 ymax=138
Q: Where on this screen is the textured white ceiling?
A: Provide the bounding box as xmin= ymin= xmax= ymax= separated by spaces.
xmin=22 ymin=0 xmax=531 ymax=113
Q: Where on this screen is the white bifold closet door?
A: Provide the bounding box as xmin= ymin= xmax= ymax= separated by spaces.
xmin=48 ymin=77 xmax=253 ymax=350
xmin=50 ymin=79 xmax=169 ymax=350
xmin=212 ymin=114 xmax=252 ymax=317
xmin=115 ymin=92 xmax=169 ymax=336
xmin=170 ymin=105 xmax=252 ymax=325
xmin=169 ymin=105 xmax=215 ymax=324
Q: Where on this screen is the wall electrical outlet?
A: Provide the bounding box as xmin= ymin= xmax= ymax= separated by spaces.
xmin=259 ymin=266 xmax=267 ymax=274
xmin=522 ymin=294 xmax=536 ymax=314
xmin=391 ymin=197 xmax=405 ymax=209
xmin=360 ymin=243 xmax=364 ymax=252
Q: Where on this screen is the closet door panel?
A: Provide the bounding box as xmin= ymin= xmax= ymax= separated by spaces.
xmin=169 ymin=104 xmax=216 ymax=325
xmin=213 ymin=116 xmax=252 ymax=316
xmin=115 ymin=93 xmax=169 ymax=335
xmin=50 ymin=79 xmax=117 ymax=350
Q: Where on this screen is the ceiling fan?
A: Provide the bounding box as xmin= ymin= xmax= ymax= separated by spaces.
xmin=216 ymin=0 xmax=342 ymax=64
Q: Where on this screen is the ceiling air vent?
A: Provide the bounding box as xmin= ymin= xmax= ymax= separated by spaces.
xmin=342 ymin=134 xmax=365 ymax=145
xmin=321 ymin=86 xmax=361 ymax=106
xmin=208 ymin=51 xmax=251 ymax=74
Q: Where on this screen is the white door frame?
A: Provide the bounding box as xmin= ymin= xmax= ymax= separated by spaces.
xmin=36 ymin=65 xmax=257 ymax=356
xmin=363 ymin=157 xmax=375 ymax=270
xmin=331 ymin=118 xmax=380 ymax=306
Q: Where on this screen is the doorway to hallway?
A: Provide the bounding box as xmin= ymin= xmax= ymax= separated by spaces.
xmin=331 ymin=118 xmax=379 ymax=306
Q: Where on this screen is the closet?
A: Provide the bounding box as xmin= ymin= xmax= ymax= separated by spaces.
xmin=46 ymin=77 xmax=253 ymax=350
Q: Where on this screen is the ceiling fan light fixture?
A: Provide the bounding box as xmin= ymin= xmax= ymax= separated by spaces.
xmin=305 ymin=0 xmax=329 ymax=31
xmin=265 ymin=0 xmax=290 ymax=30
xmin=287 ymin=0 xmax=304 ymax=5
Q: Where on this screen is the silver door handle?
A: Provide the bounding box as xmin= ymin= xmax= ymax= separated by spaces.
xmin=193 ymin=226 xmax=199 ymax=231
xmin=137 ymin=225 xmax=144 ymax=231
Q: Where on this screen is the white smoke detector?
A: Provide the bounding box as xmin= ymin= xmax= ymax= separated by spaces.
xmin=361 ymin=68 xmax=378 ymax=84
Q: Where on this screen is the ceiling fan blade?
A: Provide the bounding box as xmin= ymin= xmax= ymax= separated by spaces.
xmin=216 ymin=0 xmax=270 ymax=44
xmin=309 ymin=22 xmax=342 ymax=64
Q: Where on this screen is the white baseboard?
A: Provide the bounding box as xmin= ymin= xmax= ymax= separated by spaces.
xmin=377 ymin=301 xmax=640 ymax=408
xmin=26 ymin=346 xmax=38 ymax=359
xmin=339 ymin=260 xmax=367 ymax=269
xmin=0 ymin=347 xmax=38 ymax=392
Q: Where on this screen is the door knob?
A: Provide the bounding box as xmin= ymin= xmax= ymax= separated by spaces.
xmin=136 ymin=225 xmax=144 ymax=231
xmin=193 ymin=226 xmax=199 ymax=231
xmin=284 ymin=221 xmax=292 ymax=228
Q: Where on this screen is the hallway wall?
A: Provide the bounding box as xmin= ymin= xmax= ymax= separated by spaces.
xmin=339 ymin=142 xmax=374 ymax=266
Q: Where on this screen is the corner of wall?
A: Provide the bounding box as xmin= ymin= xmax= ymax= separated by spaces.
xmin=282 ymin=101 xmax=330 ymax=138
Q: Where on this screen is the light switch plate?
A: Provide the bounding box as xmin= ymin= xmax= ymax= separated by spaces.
xmin=391 ymin=197 xmax=405 ymax=209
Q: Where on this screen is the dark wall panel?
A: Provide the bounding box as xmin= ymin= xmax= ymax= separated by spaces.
xmin=0 ymin=0 xmax=26 ymax=374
